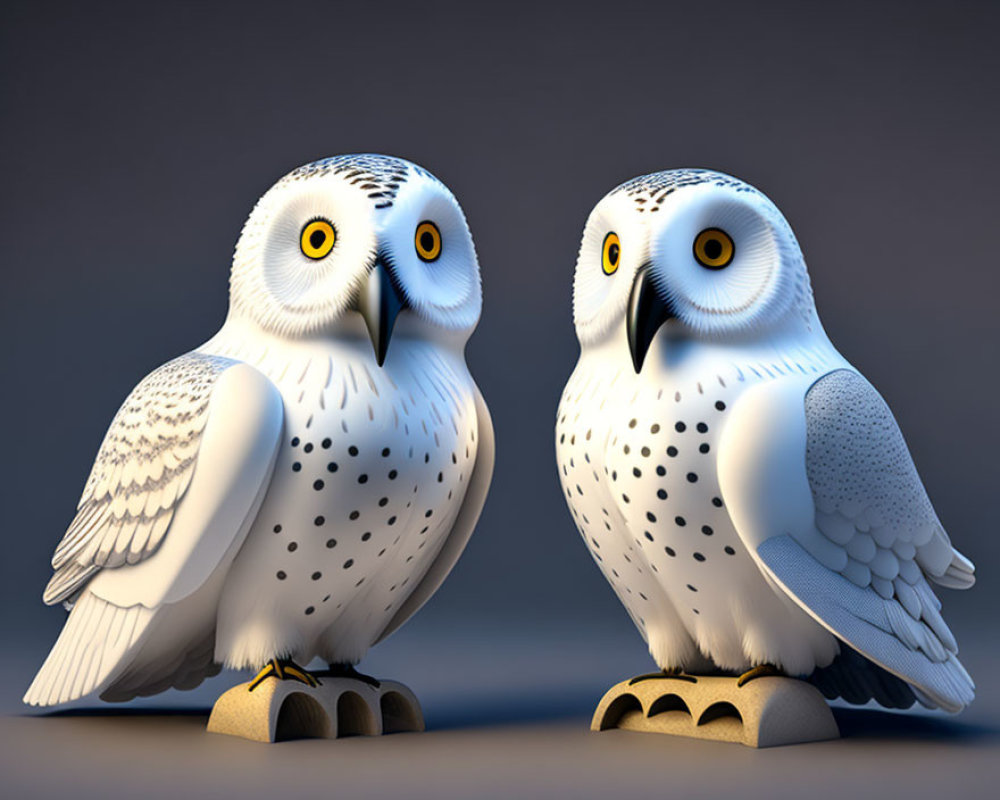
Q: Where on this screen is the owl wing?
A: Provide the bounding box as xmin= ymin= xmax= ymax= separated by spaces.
xmin=24 ymin=352 xmax=283 ymax=706
xmin=374 ymin=385 xmax=493 ymax=643
xmin=717 ymin=368 xmax=974 ymax=712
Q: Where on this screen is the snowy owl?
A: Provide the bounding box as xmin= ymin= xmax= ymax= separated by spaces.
xmin=25 ymin=154 xmax=494 ymax=706
xmin=556 ymin=169 xmax=975 ymax=712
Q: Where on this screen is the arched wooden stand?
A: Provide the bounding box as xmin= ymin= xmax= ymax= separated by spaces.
xmin=207 ymin=677 xmax=424 ymax=743
xmin=592 ymin=675 xmax=839 ymax=748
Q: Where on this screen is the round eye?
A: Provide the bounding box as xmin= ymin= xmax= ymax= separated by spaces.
xmin=602 ymin=232 xmax=621 ymax=275
xmin=415 ymin=221 xmax=442 ymax=262
xmin=300 ymin=218 xmax=336 ymax=260
xmin=693 ymin=228 xmax=735 ymax=269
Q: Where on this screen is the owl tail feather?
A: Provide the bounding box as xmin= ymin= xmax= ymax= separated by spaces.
xmin=23 ymin=591 xmax=153 ymax=707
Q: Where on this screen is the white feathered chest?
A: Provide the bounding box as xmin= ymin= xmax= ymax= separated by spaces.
xmin=557 ymin=342 xmax=842 ymax=673
xmin=207 ymin=335 xmax=479 ymax=668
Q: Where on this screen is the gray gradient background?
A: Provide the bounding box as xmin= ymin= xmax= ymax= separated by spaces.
xmin=1 ymin=1 xmax=998 ymax=796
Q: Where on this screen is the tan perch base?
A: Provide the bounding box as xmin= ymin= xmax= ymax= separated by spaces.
xmin=207 ymin=677 xmax=424 ymax=743
xmin=592 ymin=674 xmax=839 ymax=748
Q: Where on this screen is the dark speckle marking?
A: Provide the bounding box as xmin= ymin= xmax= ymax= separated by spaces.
xmin=276 ymin=570 xmax=286 ymax=580
xmin=273 ymin=525 xmax=282 ymax=533
xmin=699 ymin=443 xmax=710 ymax=454
xmin=304 ymin=443 xmax=313 ymax=453
xmin=292 ymin=462 xmax=302 ymax=472
xmin=667 ymin=446 xmax=678 ymax=457
xmin=311 ymin=571 xmax=322 ymax=580
xmin=696 ymin=422 xmax=708 ymax=433
xmin=644 ymin=531 xmax=654 ymax=541
xmin=657 ymin=488 xmax=667 ymax=500
xmin=675 ymin=516 xmax=686 ymax=526
xmin=361 ymin=531 xmax=372 ymax=541
xmin=326 ymin=538 xmax=337 ymax=548
xmin=388 ymin=470 xmax=398 ymax=480
xmin=650 ymin=424 xmax=660 ymax=434
xmin=388 ymin=516 xmax=397 ymax=525
xmin=327 ymin=462 xmax=338 ymax=473
xmin=382 ymin=447 xmax=391 ymax=457
xmin=287 ymin=542 xmax=298 ymax=552
xmin=313 ymin=479 xmax=324 ymax=491
xmin=712 ymin=497 xmax=723 ymax=507
xmin=656 ymin=465 xmax=666 ymax=476
xmin=349 ymin=510 xmax=360 ymax=520
xmin=675 ymin=422 xmax=686 ymax=432
xmin=693 ymin=552 xmax=706 ymax=562
xmin=716 ymin=401 xmax=727 ymax=411
xmin=305 ymin=606 xmax=315 ymax=615
xmin=358 ymin=474 xmax=368 ymax=484
xmin=348 ymin=446 xmax=359 ymax=456
xmin=343 ymin=559 xmax=354 ymax=569
xmin=725 ymin=546 xmax=736 ymax=555
xmin=290 ymin=437 xmax=300 ymax=447
xmin=378 ymin=497 xmax=388 ymax=507
xmin=322 ymin=438 xmax=332 ymax=448
xmin=646 ymin=512 xmax=656 ymax=523
xmin=702 ymin=525 xmax=714 ymax=536
xmin=687 ymin=584 xmax=698 ymax=592
xmin=665 ymin=547 xmax=676 ymax=557
xmin=687 ymin=472 xmax=698 ymax=483
xmin=314 ymin=516 xmax=325 ymax=526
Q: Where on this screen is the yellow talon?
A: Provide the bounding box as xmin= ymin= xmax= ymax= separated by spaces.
xmin=736 ymin=664 xmax=782 ymax=687
xmin=248 ymin=658 xmax=321 ymax=692
xmin=284 ymin=665 xmax=321 ymax=688
xmin=248 ymin=660 xmax=279 ymax=692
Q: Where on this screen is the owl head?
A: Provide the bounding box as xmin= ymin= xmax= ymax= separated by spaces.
xmin=227 ymin=154 xmax=482 ymax=364
xmin=572 ymin=169 xmax=819 ymax=371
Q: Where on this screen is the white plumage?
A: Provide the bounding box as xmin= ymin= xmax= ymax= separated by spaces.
xmin=25 ymin=154 xmax=493 ymax=706
xmin=556 ymin=169 xmax=974 ymax=712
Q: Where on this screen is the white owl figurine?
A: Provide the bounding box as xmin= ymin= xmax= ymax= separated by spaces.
xmin=556 ymin=169 xmax=975 ymax=712
xmin=25 ymin=154 xmax=494 ymax=706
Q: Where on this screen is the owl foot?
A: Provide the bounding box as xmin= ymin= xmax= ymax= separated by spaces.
xmin=316 ymin=663 xmax=381 ymax=688
xmin=629 ymin=668 xmax=698 ymax=686
xmin=736 ymin=664 xmax=783 ymax=687
xmin=247 ymin=658 xmax=322 ymax=692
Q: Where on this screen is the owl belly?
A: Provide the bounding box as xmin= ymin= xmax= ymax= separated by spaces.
xmin=215 ymin=347 xmax=477 ymax=669
xmin=559 ymin=361 xmax=835 ymax=674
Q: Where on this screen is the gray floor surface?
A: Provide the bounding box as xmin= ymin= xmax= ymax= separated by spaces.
xmin=2 ymin=622 xmax=998 ymax=799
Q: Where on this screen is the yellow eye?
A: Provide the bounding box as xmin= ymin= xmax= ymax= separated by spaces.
xmin=693 ymin=228 xmax=735 ymax=269
xmin=602 ymin=232 xmax=621 ymax=275
xmin=300 ymin=219 xmax=336 ymax=260
xmin=415 ymin=221 xmax=442 ymax=262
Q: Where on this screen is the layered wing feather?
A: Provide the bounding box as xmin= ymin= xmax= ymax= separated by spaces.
xmin=24 ymin=353 xmax=283 ymax=706
xmin=46 ymin=354 xmax=232 ymax=605
xmin=718 ymin=368 xmax=974 ymax=712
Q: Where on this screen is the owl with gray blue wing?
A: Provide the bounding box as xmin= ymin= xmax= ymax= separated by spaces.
xmin=556 ymin=169 xmax=974 ymax=712
xmin=25 ymin=154 xmax=494 ymax=706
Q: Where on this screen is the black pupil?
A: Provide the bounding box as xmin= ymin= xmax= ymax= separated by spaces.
xmin=608 ymin=243 xmax=619 ymax=265
xmin=420 ymin=231 xmax=435 ymax=252
xmin=703 ymin=237 xmax=723 ymax=260
xmin=310 ymin=229 xmax=326 ymax=249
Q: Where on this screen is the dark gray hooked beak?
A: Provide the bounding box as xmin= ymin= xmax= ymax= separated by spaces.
xmin=627 ymin=263 xmax=676 ymax=374
xmin=356 ymin=256 xmax=408 ymax=367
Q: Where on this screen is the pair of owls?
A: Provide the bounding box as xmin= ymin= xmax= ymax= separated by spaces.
xmin=25 ymin=155 xmax=974 ymax=715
